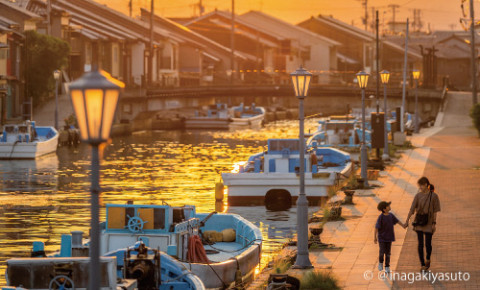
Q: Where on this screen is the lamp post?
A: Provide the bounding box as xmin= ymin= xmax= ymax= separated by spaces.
xmin=69 ymin=69 xmax=124 ymax=290
xmin=291 ymin=66 xmax=313 ymax=269
xmin=412 ymin=69 xmax=420 ymax=133
xmin=356 ymin=71 xmax=370 ymax=188
xmin=53 ymin=70 xmax=61 ymax=130
xmin=380 ymin=70 xmax=390 ymax=161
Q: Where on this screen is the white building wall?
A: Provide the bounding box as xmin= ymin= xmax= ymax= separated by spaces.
xmin=131 ymin=42 xmax=145 ymax=86
xmin=306 ymin=43 xmax=331 ymax=84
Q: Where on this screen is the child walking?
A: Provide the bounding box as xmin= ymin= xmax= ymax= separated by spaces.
xmin=374 ymin=201 xmax=407 ymax=273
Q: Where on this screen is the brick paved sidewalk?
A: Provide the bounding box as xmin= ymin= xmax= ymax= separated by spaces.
xmin=393 ymin=92 xmax=480 ymax=289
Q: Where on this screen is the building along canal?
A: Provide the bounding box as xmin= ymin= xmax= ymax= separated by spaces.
xmin=0 ymin=119 xmax=322 ymax=286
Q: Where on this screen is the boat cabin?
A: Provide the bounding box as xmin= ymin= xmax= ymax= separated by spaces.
xmin=240 ymin=139 xmax=351 ymax=174
xmin=194 ymin=103 xmax=229 ymax=118
xmin=1 ymin=121 xmax=56 ymax=143
xmin=100 ymin=204 xmax=199 ymax=260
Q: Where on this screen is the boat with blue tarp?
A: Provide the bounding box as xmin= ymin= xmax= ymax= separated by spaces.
xmin=100 ymin=203 xmax=262 ymax=289
xmin=5 ymin=202 xmax=262 ymax=289
xmin=221 ymin=138 xmax=352 ymax=208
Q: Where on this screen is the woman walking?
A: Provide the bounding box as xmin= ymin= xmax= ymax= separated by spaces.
xmin=406 ymin=177 xmax=441 ymax=272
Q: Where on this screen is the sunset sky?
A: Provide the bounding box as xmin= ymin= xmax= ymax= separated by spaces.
xmin=94 ymin=0 xmax=471 ymax=32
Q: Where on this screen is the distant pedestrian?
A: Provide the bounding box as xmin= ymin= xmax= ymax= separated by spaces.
xmin=406 ymin=177 xmax=441 ymax=272
xmin=374 ymin=201 xmax=407 ymax=273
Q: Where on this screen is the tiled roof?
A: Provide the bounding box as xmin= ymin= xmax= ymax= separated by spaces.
xmin=240 ymin=11 xmax=340 ymax=47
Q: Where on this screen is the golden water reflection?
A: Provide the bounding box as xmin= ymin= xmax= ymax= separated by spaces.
xmin=0 ymin=119 xmax=319 ymax=286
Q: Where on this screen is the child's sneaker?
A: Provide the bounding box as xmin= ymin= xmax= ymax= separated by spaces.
xmin=385 ymin=267 xmax=391 ymax=273
xmin=378 ymin=264 xmax=383 ymax=271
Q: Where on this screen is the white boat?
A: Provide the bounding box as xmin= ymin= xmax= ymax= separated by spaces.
xmin=221 ymin=139 xmax=352 ymax=208
xmin=185 ymin=103 xmax=231 ymax=129
xmin=0 ymin=121 xmax=58 ymax=159
xmin=185 ymin=103 xmax=265 ymax=130
xmin=229 ymin=104 xmax=265 ymax=130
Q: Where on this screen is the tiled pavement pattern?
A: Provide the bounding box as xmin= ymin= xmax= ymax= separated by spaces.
xmin=393 ymin=92 xmax=480 ymax=289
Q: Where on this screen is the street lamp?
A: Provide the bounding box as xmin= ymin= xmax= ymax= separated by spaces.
xmin=412 ymin=69 xmax=420 ymax=133
xmin=53 ymin=69 xmax=61 ymax=130
xmin=356 ymin=71 xmax=370 ymax=188
xmin=69 ymin=69 xmax=124 ymax=290
xmin=380 ymin=70 xmax=390 ymax=161
xmin=291 ymin=66 xmax=313 ymax=269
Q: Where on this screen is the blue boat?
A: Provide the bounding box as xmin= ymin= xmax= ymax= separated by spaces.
xmin=221 ymin=139 xmax=352 ymax=208
xmin=5 ymin=202 xmax=262 ymax=289
xmin=0 ymin=121 xmax=58 ymax=159
xmin=6 ymin=239 xmax=204 ymax=290
xmin=99 ymin=203 xmax=262 ymax=289
xmin=307 ymin=116 xmax=372 ymax=148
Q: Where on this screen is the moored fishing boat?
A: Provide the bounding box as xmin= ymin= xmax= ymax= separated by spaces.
xmin=0 ymin=121 xmax=58 ymax=159
xmin=185 ymin=103 xmax=265 ymax=130
xmin=5 ymin=202 xmax=262 ymax=289
xmin=221 ymin=138 xmax=352 ymax=208
xmin=5 ymin=241 xmax=204 ymax=290
xmin=229 ymin=104 xmax=265 ymax=130
xmin=100 ymin=203 xmax=262 ymax=289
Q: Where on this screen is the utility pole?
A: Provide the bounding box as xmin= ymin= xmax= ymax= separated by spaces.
xmin=470 ymin=0 xmax=478 ymax=105
xmin=129 ymin=0 xmax=132 ymax=17
xmin=376 ymin=10 xmax=380 ymax=114
xmin=401 ymin=19 xmax=409 ymax=133
xmin=47 ymin=0 xmax=51 ymax=35
xmin=364 ymin=0 xmax=368 ymax=31
xmin=199 ymin=0 xmax=204 ymax=16
xmin=388 ymin=4 xmax=400 ymax=33
xmin=148 ymin=0 xmax=154 ymax=87
xmin=230 ymin=0 xmax=235 ymax=86
xmin=375 ymin=10 xmax=380 ymax=159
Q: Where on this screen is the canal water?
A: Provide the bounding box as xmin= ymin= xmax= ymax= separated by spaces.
xmin=0 ymin=119 xmax=320 ymax=285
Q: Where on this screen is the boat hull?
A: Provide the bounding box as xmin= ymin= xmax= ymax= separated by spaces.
xmin=183 ymin=213 xmax=262 ymax=289
xmin=185 ymin=118 xmax=230 ymax=129
xmin=229 ymin=114 xmax=264 ymax=130
xmin=222 ymin=163 xmax=352 ymax=206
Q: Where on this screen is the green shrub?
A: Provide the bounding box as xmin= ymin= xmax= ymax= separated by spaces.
xmin=25 ymin=30 xmax=70 ymax=107
xmin=470 ymin=103 xmax=480 ymax=136
xmin=300 ymin=270 xmax=341 ymax=290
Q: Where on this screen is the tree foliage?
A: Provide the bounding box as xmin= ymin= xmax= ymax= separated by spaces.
xmin=25 ymin=30 xmax=70 ymax=107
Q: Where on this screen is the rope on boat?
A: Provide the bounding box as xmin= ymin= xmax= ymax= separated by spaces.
xmin=8 ymin=140 xmax=20 ymax=159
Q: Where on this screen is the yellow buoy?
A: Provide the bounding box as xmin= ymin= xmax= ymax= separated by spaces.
xmin=215 ymin=182 xmax=224 ymax=200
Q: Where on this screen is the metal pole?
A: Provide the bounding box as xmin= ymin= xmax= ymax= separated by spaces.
xmin=375 ymin=10 xmax=380 ymax=160
xmin=230 ymin=0 xmax=235 ymax=86
xmin=376 ymin=10 xmax=380 ymax=113
xmin=401 ymin=19 xmax=409 ymax=132
xmin=470 ymin=0 xmax=478 ymax=105
xmin=148 ymin=0 xmax=154 ymax=86
xmin=89 ymin=144 xmax=100 ymax=290
xmin=54 ymin=79 xmax=59 ymax=130
xmin=361 ymin=88 xmax=369 ymax=187
xmin=292 ymin=97 xmax=313 ymax=269
xmin=382 ymin=84 xmax=389 ymax=160
xmin=47 ymin=0 xmax=51 ymax=36
xmin=414 ymin=80 xmax=419 ymax=133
